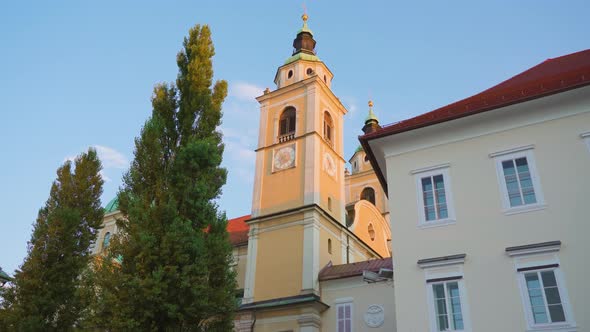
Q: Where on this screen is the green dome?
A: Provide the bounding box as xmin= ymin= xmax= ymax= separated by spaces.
xmin=355 ymin=145 xmax=364 ymax=153
xmin=0 ymin=267 xmax=11 ymax=282
xmin=104 ymin=197 xmax=119 ymax=213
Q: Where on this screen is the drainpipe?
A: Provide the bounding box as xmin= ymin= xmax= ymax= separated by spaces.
xmin=250 ymin=311 xmax=256 ymax=332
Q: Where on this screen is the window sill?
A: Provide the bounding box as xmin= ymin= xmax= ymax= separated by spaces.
xmin=418 ymin=218 xmax=456 ymax=229
xmin=526 ymin=322 xmax=577 ymax=332
xmin=503 ymin=203 xmax=547 ymax=216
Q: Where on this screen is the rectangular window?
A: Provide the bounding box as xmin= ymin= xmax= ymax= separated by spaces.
xmin=336 ymin=302 xmax=352 ymax=332
xmin=508 ymin=243 xmax=576 ymax=330
xmin=421 ymin=174 xmax=448 ymax=221
xmin=501 ymin=157 xmax=536 ymax=207
xmin=523 ymin=269 xmax=566 ymax=324
xmin=420 ymin=255 xmax=471 ymax=332
xmin=491 ymin=147 xmax=545 ymax=214
xmin=431 ymin=281 xmax=464 ymax=331
xmin=413 ymin=165 xmax=455 ymax=228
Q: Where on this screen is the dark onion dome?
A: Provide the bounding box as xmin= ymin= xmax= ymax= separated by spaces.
xmin=285 ymin=13 xmax=321 ymax=65
xmin=362 ymin=100 xmax=381 ymax=134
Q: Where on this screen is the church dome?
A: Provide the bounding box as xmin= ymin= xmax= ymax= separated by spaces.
xmin=104 ymin=197 xmax=119 ymax=213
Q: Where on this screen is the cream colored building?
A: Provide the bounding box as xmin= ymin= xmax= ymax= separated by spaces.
xmin=96 ymin=14 xmax=395 ymax=332
xmin=362 ymin=49 xmax=590 ymax=331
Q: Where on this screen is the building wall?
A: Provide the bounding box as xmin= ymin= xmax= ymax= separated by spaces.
xmin=320 ymin=276 xmax=396 ymax=332
xmin=382 ymin=87 xmax=590 ymax=331
xmin=233 ymin=245 xmax=248 ymax=290
xmin=349 ymin=200 xmax=391 ymax=258
xmin=253 ymin=214 xmax=305 ymax=302
xmin=94 ymin=212 xmax=118 ymax=255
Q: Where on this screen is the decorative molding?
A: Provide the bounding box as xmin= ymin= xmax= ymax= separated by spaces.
xmin=488 ymin=144 xmax=535 ymax=158
xmin=418 ymin=254 xmax=466 ymax=268
xmin=297 ymin=312 xmax=321 ymax=328
xmin=579 ymin=131 xmax=590 ymax=138
xmin=505 ymin=240 xmax=561 ymax=257
xmin=410 ymin=163 xmax=451 ymax=175
xmin=364 ymin=304 xmax=385 ymax=328
xmin=333 ymin=297 xmax=354 ymax=304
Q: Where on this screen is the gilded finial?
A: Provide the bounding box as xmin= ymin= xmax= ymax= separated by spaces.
xmin=302 ymin=13 xmax=308 ymax=22
xmin=365 ymin=100 xmax=379 ymax=124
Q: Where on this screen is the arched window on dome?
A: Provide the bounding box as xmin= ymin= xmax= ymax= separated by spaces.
xmin=323 ymin=111 xmax=334 ymax=147
xmin=279 ymin=107 xmax=296 ymax=141
xmin=102 ymin=232 xmax=111 ymax=251
xmin=360 ymin=187 xmax=376 ymax=205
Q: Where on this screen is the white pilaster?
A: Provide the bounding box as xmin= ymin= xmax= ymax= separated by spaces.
xmin=301 ymin=211 xmax=320 ymax=294
xmin=251 ymin=101 xmax=269 ymax=218
xmin=303 ymin=85 xmax=320 ymax=206
xmin=243 ymin=224 xmax=259 ymax=304
xmin=340 ymin=230 xmax=348 ymax=264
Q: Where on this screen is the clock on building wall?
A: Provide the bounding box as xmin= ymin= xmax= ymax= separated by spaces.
xmin=273 ymin=144 xmax=296 ymax=171
xmin=323 ymin=152 xmax=336 ymax=177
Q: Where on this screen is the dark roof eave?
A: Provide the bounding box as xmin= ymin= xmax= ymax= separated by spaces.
xmin=238 ymin=294 xmax=329 ymax=312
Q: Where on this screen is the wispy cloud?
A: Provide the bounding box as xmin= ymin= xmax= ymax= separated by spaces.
xmin=93 ymin=145 xmax=128 ymax=169
xmin=340 ymin=96 xmax=359 ymax=115
xmin=63 ymin=145 xmax=129 ymax=183
xmin=229 ymin=82 xmax=264 ymax=101
xmin=99 ymin=170 xmax=112 ymax=182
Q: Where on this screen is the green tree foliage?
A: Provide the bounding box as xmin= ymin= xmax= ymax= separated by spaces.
xmin=0 ymin=149 xmax=104 ymax=331
xmin=91 ymin=24 xmax=236 ymax=331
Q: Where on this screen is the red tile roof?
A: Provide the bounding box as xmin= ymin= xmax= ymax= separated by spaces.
xmin=318 ymin=258 xmax=392 ymax=281
xmin=360 ymin=49 xmax=590 ymax=193
xmin=227 ymin=215 xmax=250 ymax=246
xmin=363 ymin=49 xmax=590 ymax=140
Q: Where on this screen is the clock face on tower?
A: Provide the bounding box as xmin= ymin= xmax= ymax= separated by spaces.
xmin=323 ymin=152 xmax=336 ymax=177
xmin=273 ymin=144 xmax=296 ymax=171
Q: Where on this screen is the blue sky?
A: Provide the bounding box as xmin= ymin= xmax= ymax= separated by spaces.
xmin=0 ymin=1 xmax=588 ymax=274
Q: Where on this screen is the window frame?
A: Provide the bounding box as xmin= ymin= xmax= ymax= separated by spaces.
xmin=508 ymin=245 xmax=576 ymax=331
xmin=412 ymin=164 xmax=456 ymax=229
xmin=517 ymin=267 xmax=576 ymax=330
xmin=102 ymin=232 xmax=111 ymax=252
xmin=278 ymin=107 xmax=297 ymax=138
xmin=491 ymin=146 xmax=546 ymax=215
xmin=429 ymin=279 xmax=466 ymax=331
xmin=323 ymin=110 xmax=334 ymax=147
xmin=335 ymin=299 xmax=353 ymax=332
xmin=419 ymin=256 xmax=471 ymax=332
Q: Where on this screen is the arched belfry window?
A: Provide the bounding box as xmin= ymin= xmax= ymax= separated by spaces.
xmin=323 ymin=111 xmax=334 ymax=146
xmin=279 ymin=107 xmax=296 ymax=140
xmin=360 ymin=187 xmax=376 ymax=205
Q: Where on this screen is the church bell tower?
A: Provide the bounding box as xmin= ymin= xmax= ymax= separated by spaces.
xmin=242 ymin=13 xmax=348 ymax=311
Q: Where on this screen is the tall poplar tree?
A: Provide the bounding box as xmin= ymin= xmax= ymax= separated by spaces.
xmin=91 ymin=24 xmax=236 ymax=331
xmin=0 ymin=149 xmax=104 ymax=331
